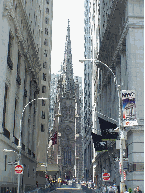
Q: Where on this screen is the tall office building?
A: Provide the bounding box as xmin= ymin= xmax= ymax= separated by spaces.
xmin=36 ymin=0 xmax=53 ymax=186
xmin=83 ymin=0 xmax=94 ymax=181
xmin=0 ymin=0 xmax=53 ymax=191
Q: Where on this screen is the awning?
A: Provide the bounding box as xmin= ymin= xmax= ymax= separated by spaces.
xmin=36 ymin=164 xmax=59 ymax=172
xmin=91 ymin=132 xmax=107 ymax=152
xmin=98 ymin=117 xmax=118 ymax=140
xmin=47 ymin=164 xmax=59 ymax=172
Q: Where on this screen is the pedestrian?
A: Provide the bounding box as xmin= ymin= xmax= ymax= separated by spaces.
xmin=6 ymin=189 xmax=9 ymax=193
xmin=102 ymin=184 xmax=107 ymax=193
xmin=112 ymin=184 xmax=118 ymax=193
xmin=124 ymin=189 xmax=129 ymax=193
xmin=134 ymin=186 xmax=142 ymax=193
xmin=108 ymin=186 xmax=115 ymax=193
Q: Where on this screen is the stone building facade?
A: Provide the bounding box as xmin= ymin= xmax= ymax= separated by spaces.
xmin=83 ymin=0 xmax=94 ymax=182
xmin=0 ymin=0 xmax=53 ymax=191
xmin=49 ymin=20 xmax=83 ymax=181
xmin=91 ymin=0 xmax=144 ymax=191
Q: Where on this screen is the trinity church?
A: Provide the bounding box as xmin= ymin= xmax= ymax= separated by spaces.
xmin=51 ymin=19 xmax=83 ymax=180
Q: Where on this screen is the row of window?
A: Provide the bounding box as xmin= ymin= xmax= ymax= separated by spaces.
xmin=41 ymin=1 xmax=49 ymax=131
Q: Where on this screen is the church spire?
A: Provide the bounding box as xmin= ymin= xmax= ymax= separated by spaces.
xmin=63 ymin=19 xmax=74 ymax=96
xmin=66 ymin=19 xmax=74 ymax=92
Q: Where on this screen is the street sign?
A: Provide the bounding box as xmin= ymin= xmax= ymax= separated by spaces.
xmin=119 ymin=162 xmax=122 ymax=174
xmin=123 ymin=171 xmax=126 ymax=180
xmin=15 ymin=165 xmax=23 ymax=174
xmin=102 ymin=173 xmax=110 ymax=181
xmin=8 ymin=162 xmax=18 ymax=165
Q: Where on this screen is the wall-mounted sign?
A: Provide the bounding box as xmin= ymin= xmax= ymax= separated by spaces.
xmin=122 ymin=90 xmax=138 ymax=127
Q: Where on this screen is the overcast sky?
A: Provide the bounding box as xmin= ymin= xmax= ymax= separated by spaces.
xmin=51 ymin=0 xmax=84 ymax=79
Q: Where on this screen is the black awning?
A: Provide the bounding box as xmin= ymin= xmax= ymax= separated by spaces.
xmin=98 ymin=117 xmax=118 ymax=140
xmin=91 ymin=132 xmax=107 ymax=152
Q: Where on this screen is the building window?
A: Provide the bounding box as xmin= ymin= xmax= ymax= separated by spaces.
xmin=41 ymin=124 xmax=45 ymax=132
xmin=44 ymin=39 xmax=48 ymax=46
xmin=42 ymin=86 xmax=46 ymax=93
xmin=44 ymin=50 xmax=48 ymax=57
xmin=45 ymin=28 xmax=48 ymax=35
xmin=43 ymin=62 xmax=47 ymax=68
xmin=41 ymin=111 xmax=45 ymax=119
xmin=42 ymin=99 xmax=46 ymax=106
xmin=5 ymin=155 xmax=7 ymax=171
xmin=46 ymin=0 xmax=49 ymax=4
xmin=27 ymin=165 xmax=29 ymax=177
xmin=3 ymin=84 xmax=8 ymax=128
xmin=43 ymin=73 xmax=46 ymax=81
xmin=46 ymin=8 xmax=49 ymax=14
xmin=45 ymin=17 xmax=49 ymax=24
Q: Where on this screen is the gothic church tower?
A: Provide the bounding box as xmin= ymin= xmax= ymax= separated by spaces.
xmin=57 ymin=20 xmax=76 ymax=179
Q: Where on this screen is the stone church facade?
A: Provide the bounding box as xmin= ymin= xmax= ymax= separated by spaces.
xmin=51 ymin=20 xmax=83 ymax=180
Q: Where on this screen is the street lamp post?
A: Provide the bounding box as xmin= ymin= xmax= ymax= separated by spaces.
xmin=18 ymin=97 xmax=48 ymax=193
xmin=79 ymin=59 xmax=125 ymax=193
xmin=3 ymin=97 xmax=48 ymax=193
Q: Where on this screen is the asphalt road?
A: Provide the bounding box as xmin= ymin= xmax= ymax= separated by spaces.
xmin=55 ymin=184 xmax=96 ymax=193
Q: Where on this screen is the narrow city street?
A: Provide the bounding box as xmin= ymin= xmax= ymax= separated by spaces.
xmin=0 ymin=0 xmax=144 ymax=192
xmin=55 ymin=185 xmax=96 ymax=193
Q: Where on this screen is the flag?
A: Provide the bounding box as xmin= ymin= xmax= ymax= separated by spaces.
xmin=51 ymin=131 xmax=57 ymax=145
xmin=91 ymin=132 xmax=107 ymax=152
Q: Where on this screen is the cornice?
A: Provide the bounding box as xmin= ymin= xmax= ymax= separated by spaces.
xmin=3 ymin=0 xmax=41 ymax=86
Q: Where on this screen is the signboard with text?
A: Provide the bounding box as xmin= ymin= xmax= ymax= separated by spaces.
xmin=122 ymin=90 xmax=138 ymax=126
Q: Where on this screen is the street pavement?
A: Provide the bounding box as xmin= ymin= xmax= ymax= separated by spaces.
xmin=54 ymin=184 xmax=97 ymax=193
xmin=25 ymin=184 xmax=98 ymax=193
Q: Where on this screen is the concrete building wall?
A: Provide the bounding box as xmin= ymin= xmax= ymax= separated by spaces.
xmin=0 ymin=0 xmax=53 ymax=191
xmin=93 ymin=0 xmax=144 ymax=191
xmin=83 ymin=0 xmax=94 ymax=181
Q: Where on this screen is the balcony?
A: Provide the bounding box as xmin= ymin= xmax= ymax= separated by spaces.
xmin=16 ymin=74 xmax=21 ymax=85
xmin=7 ymin=55 xmax=13 ymax=70
xmin=3 ymin=127 xmax=10 ymax=139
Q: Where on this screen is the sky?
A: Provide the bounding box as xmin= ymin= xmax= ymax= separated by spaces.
xmin=51 ymin=0 xmax=84 ymax=79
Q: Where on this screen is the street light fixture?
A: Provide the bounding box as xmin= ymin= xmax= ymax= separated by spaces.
xmin=4 ymin=97 xmax=49 ymax=193
xmin=79 ymin=59 xmax=125 ymax=193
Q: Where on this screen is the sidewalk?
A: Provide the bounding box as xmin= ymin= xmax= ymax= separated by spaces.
xmin=81 ymin=185 xmax=100 ymax=193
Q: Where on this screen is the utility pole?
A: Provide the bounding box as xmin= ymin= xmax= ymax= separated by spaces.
xmin=79 ymin=59 xmax=125 ymax=193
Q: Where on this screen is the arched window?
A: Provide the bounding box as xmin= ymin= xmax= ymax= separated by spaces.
xmin=42 ymin=86 xmax=46 ymax=93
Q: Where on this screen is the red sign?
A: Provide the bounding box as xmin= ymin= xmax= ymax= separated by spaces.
xmin=102 ymin=173 xmax=110 ymax=181
xmin=123 ymin=171 xmax=126 ymax=180
xmin=119 ymin=162 xmax=121 ymax=174
xmin=15 ymin=165 xmax=23 ymax=174
xmin=45 ymin=174 xmax=48 ymax=178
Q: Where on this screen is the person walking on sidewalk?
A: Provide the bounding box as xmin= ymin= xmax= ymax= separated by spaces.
xmin=134 ymin=186 xmax=142 ymax=193
xmin=108 ymin=186 xmax=115 ymax=193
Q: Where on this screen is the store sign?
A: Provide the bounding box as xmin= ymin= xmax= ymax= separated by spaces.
xmin=122 ymin=90 xmax=138 ymax=127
